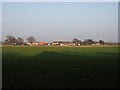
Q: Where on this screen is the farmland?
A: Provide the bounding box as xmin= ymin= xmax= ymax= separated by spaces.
xmin=2 ymin=46 xmax=119 ymax=88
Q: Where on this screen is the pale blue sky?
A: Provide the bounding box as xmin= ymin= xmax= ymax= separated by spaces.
xmin=2 ymin=2 xmax=118 ymax=42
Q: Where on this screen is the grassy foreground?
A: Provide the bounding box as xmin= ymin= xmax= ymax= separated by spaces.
xmin=2 ymin=46 xmax=119 ymax=88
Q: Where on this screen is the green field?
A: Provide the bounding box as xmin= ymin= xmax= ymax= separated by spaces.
xmin=2 ymin=46 xmax=119 ymax=88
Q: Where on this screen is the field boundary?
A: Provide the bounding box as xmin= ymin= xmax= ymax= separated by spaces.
xmin=1 ymin=45 xmax=120 ymax=48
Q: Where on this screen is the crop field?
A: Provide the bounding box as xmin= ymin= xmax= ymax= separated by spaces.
xmin=2 ymin=46 xmax=119 ymax=88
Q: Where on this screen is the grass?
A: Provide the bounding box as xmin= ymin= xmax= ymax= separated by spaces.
xmin=2 ymin=46 xmax=119 ymax=88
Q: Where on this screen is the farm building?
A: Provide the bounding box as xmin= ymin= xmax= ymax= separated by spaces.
xmin=32 ymin=42 xmax=39 ymax=45
xmin=51 ymin=42 xmax=59 ymax=46
xmin=40 ymin=42 xmax=48 ymax=45
xmin=26 ymin=42 xmax=32 ymax=46
xmin=26 ymin=42 xmax=40 ymax=46
xmin=54 ymin=41 xmax=76 ymax=46
xmin=91 ymin=41 xmax=101 ymax=46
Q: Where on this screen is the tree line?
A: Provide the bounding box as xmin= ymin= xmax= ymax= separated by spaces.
xmin=2 ymin=35 xmax=36 ymax=45
xmin=1 ymin=35 xmax=105 ymax=45
xmin=73 ymin=38 xmax=105 ymax=45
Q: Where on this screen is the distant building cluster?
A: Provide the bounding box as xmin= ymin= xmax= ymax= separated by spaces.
xmin=15 ymin=40 xmax=119 ymax=46
xmin=26 ymin=42 xmax=47 ymax=46
xmin=1 ymin=35 xmax=119 ymax=46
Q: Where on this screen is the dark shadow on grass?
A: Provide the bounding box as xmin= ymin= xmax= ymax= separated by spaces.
xmin=96 ymin=52 xmax=118 ymax=56
xmin=2 ymin=51 xmax=118 ymax=88
xmin=28 ymin=51 xmax=88 ymax=62
xmin=2 ymin=52 xmax=26 ymax=62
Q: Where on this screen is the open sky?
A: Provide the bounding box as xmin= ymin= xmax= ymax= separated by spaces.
xmin=2 ymin=2 xmax=118 ymax=42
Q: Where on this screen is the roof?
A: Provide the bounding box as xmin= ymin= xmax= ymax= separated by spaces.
xmin=40 ymin=42 xmax=47 ymax=44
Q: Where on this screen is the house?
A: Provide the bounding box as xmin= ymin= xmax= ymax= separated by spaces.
xmin=12 ymin=43 xmax=17 ymax=45
xmin=48 ymin=43 xmax=52 ymax=46
xmin=26 ymin=42 xmax=39 ymax=46
xmin=12 ymin=42 xmax=22 ymax=45
xmin=54 ymin=41 xmax=75 ymax=46
xmin=48 ymin=43 xmax=51 ymax=46
xmin=62 ymin=41 xmax=75 ymax=46
xmin=40 ymin=42 xmax=47 ymax=45
xmin=60 ymin=43 xmax=64 ymax=46
xmin=32 ymin=42 xmax=39 ymax=45
xmin=26 ymin=42 xmax=32 ymax=46
xmin=91 ymin=41 xmax=101 ymax=46
xmin=51 ymin=42 xmax=59 ymax=46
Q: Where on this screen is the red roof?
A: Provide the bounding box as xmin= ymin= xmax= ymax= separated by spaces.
xmin=40 ymin=42 xmax=47 ymax=44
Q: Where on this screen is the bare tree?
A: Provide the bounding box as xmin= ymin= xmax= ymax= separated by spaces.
xmin=84 ymin=39 xmax=93 ymax=45
xmin=73 ymin=38 xmax=81 ymax=45
xmin=3 ymin=35 xmax=18 ymax=45
xmin=17 ymin=37 xmax=24 ymax=45
xmin=73 ymin=38 xmax=79 ymax=43
xmin=99 ymin=40 xmax=105 ymax=45
xmin=26 ymin=36 xmax=36 ymax=43
xmin=3 ymin=39 xmax=9 ymax=45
